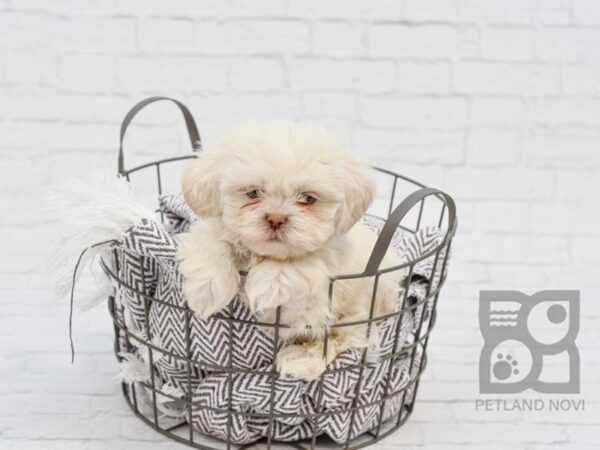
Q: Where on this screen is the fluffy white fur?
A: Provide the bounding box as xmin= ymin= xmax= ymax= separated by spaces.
xmin=116 ymin=351 xmax=186 ymax=419
xmin=178 ymin=123 xmax=406 ymax=381
xmin=49 ymin=171 xmax=155 ymax=308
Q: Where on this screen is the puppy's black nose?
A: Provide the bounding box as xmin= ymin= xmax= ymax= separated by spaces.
xmin=266 ymin=214 xmax=287 ymax=230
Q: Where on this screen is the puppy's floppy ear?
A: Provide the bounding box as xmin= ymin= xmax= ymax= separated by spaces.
xmin=334 ymin=156 xmax=376 ymax=235
xmin=181 ymin=150 xmax=223 ymax=218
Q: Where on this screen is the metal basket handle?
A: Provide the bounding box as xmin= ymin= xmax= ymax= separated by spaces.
xmin=118 ymin=96 xmax=201 ymax=176
xmin=363 ymin=187 xmax=457 ymax=276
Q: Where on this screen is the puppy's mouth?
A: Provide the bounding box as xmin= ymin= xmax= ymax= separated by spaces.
xmin=266 ymin=230 xmax=287 ymax=242
xmin=244 ymin=226 xmax=313 ymax=260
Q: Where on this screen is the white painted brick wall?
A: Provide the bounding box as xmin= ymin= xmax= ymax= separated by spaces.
xmin=1 ymin=1 xmax=599 ymax=449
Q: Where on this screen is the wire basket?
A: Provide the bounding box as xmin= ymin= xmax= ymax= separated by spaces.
xmin=101 ymin=97 xmax=457 ymax=450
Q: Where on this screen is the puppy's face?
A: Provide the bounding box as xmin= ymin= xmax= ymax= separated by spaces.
xmin=182 ymin=123 xmax=375 ymax=260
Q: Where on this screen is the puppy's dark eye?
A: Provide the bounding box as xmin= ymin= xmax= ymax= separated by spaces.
xmin=299 ymin=193 xmax=317 ymax=205
xmin=247 ymin=189 xmax=261 ymax=199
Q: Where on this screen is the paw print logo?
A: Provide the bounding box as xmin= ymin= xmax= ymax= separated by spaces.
xmin=479 ymin=291 xmax=579 ymax=394
xmin=493 ymin=353 xmax=519 ymax=380
xmin=486 ymin=338 xmax=531 ymax=386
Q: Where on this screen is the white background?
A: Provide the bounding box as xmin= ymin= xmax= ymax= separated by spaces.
xmin=1 ymin=1 xmax=599 ymax=449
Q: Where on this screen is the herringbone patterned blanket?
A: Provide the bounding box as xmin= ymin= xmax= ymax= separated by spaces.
xmin=111 ymin=194 xmax=447 ymax=444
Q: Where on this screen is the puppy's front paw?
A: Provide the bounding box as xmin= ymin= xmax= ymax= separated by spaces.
xmin=181 ymin=264 xmax=239 ymax=318
xmin=245 ymin=257 xmax=329 ymax=314
xmin=276 ymin=343 xmax=327 ymax=381
xmin=177 ymin=228 xmax=240 ymax=319
xmin=245 ymin=260 xmax=291 ymax=313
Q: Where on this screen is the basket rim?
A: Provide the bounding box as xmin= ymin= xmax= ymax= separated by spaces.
xmin=120 ymin=155 xmax=457 ymax=280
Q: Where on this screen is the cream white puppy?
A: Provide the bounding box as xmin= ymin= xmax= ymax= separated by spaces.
xmin=178 ymin=123 xmax=405 ymax=380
